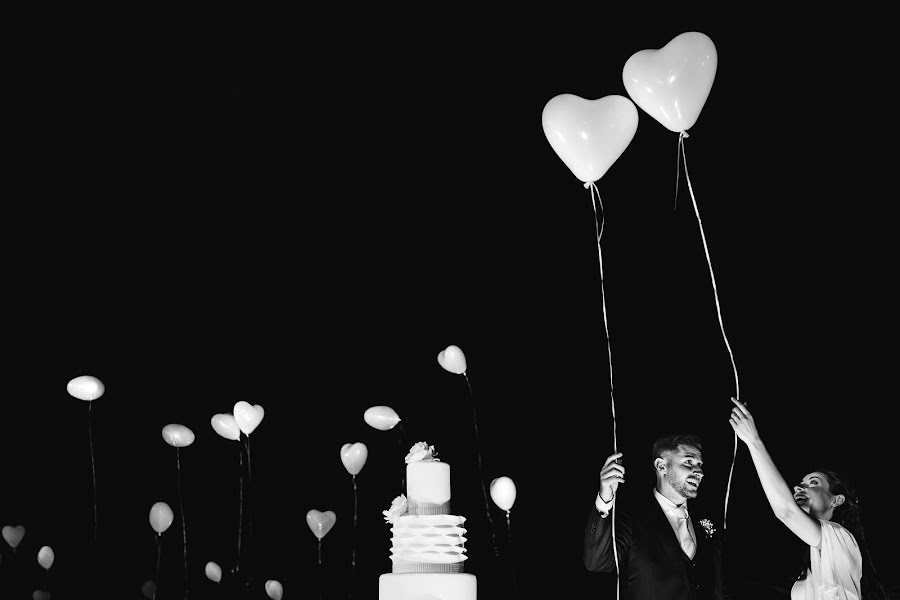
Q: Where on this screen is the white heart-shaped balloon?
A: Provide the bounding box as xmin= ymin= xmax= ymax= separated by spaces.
xmin=437 ymin=344 xmax=467 ymax=375
xmin=211 ymin=413 xmax=241 ymax=441
xmin=233 ymin=401 xmax=265 ymax=435
xmin=66 ymin=375 xmax=105 ymax=401
xmin=2 ymin=525 xmax=25 ymax=549
xmin=542 ymin=94 xmax=638 ymax=184
xmin=363 ymin=405 xmax=401 ymax=431
xmin=306 ymin=509 xmax=336 ymax=540
xmin=265 ymin=579 xmax=284 ymax=600
xmin=623 ymin=31 xmax=717 ymax=133
xmin=205 ymin=560 xmax=222 ymax=583
xmin=162 ymin=423 xmax=195 ymax=448
xmin=490 ymin=476 xmax=517 ymax=511
xmin=340 ymin=442 xmax=368 ymax=476
xmin=37 ymin=545 xmax=55 ymax=570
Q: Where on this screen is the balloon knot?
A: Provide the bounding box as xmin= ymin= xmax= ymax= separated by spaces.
xmin=583 ymin=181 xmax=591 ymax=189
xmin=681 ymin=131 xmax=690 ymax=139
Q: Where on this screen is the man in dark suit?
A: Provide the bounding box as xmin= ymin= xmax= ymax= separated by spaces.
xmin=583 ymin=432 xmax=732 ymax=599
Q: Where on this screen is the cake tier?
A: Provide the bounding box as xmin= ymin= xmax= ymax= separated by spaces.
xmin=379 ymin=573 xmax=477 ymax=600
xmin=390 ymin=514 xmax=467 ymax=572
xmin=407 ymin=461 xmax=450 ymax=512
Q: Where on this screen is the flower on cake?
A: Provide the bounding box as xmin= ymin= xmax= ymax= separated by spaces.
xmin=383 ymin=494 xmax=408 ymax=524
xmin=405 ymin=441 xmax=438 ymax=463
xmin=699 ymin=518 xmax=717 ymax=539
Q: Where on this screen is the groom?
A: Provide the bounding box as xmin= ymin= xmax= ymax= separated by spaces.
xmin=583 ymin=433 xmax=732 ymax=599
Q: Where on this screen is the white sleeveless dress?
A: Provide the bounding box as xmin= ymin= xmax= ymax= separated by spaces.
xmin=790 ymin=520 xmax=862 ymax=600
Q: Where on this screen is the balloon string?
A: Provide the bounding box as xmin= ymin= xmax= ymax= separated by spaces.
xmin=176 ymin=448 xmax=188 ymax=599
xmin=153 ymin=533 xmax=162 ymax=600
xmin=237 ymin=444 xmax=243 ymax=572
xmin=351 ymin=474 xmax=358 ymax=593
xmin=245 ymin=437 xmax=253 ymax=539
xmin=318 ymin=539 xmax=324 ymax=600
xmin=398 ymin=421 xmax=406 ymax=494
xmin=588 ymin=181 xmax=619 ymax=600
xmin=507 ymin=510 xmax=518 ymax=598
xmin=464 ymin=373 xmax=498 ymax=557
xmin=88 ymin=402 xmax=97 ymax=542
xmin=679 ymin=132 xmax=741 ymax=529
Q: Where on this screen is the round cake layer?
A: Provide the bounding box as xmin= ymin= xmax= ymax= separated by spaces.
xmin=406 ymin=461 xmax=450 ymax=507
xmin=379 ymin=573 xmax=476 ymax=600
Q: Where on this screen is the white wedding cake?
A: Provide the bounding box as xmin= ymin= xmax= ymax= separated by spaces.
xmin=379 ymin=442 xmax=477 ymax=600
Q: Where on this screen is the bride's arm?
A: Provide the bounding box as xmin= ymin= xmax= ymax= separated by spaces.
xmin=729 ymin=399 xmax=822 ymax=547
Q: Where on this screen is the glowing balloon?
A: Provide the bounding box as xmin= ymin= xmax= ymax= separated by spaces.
xmin=149 ymin=501 xmax=174 ymax=534
xmin=306 ymin=509 xmax=336 ymax=540
xmin=265 ymin=579 xmax=284 ymax=600
xmin=542 ymin=94 xmax=638 ymax=184
xmin=211 ymin=413 xmax=240 ymax=441
xmin=141 ymin=579 xmax=156 ymax=599
xmin=490 ymin=476 xmax=517 ymax=511
xmin=364 ymin=405 xmax=401 ymax=431
xmin=66 ymin=375 xmax=105 ymax=401
xmin=437 ymin=344 xmax=467 ymax=375
xmin=37 ymin=545 xmax=55 ymax=570
xmin=622 ymin=31 xmax=718 ymax=133
xmin=340 ymin=442 xmax=368 ymax=476
xmin=162 ymin=423 xmax=195 ymax=448
xmin=32 ymin=591 xmax=51 ymax=600
xmin=233 ymin=401 xmax=265 ymax=435
xmin=2 ymin=525 xmax=25 ymax=549
xmin=205 ymin=561 xmax=222 ymax=583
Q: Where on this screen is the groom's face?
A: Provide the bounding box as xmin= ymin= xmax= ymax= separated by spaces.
xmin=662 ymin=444 xmax=704 ymax=499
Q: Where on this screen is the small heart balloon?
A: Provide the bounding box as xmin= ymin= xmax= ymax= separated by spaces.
xmin=622 ymin=31 xmax=718 ymax=133
xmin=66 ymin=375 xmax=105 ymax=401
xmin=233 ymin=401 xmax=265 ymax=435
xmin=437 ymin=344 xmax=467 ymax=375
xmin=490 ymin=476 xmax=517 ymax=511
xmin=306 ymin=509 xmax=336 ymax=540
xmin=162 ymin=423 xmax=195 ymax=448
xmin=265 ymin=579 xmax=284 ymax=600
xmin=542 ymin=94 xmax=638 ymax=184
xmin=363 ymin=405 xmax=401 ymax=431
xmin=37 ymin=545 xmax=55 ymax=570
xmin=340 ymin=442 xmax=368 ymax=476
xmin=2 ymin=525 xmax=25 ymax=549
xmin=141 ymin=579 xmax=157 ymax=599
xmin=211 ymin=413 xmax=241 ymax=441
xmin=32 ymin=591 xmax=51 ymax=600
xmin=205 ymin=560 xmax=222 ymax=583
xmin=149 ymin=501 xmax=174 ymax=534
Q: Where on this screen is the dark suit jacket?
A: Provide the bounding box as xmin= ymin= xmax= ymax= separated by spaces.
xmin=584 ymin=494 xmax=732 ymax=600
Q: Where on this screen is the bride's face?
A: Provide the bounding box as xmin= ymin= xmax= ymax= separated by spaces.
xmin=792 ymin=472 xmax=838 ymax=518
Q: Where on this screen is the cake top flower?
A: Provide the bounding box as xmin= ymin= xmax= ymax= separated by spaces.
xmin=382 ymin=494 xmax=408 ymax=524
xmin=405 ymin=441 xmax=438 ymax=463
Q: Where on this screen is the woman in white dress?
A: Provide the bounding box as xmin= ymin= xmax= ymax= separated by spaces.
xmin=728 ymin=399 xmax=887 ymax=600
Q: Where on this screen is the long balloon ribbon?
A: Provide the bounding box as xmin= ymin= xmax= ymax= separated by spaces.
xmin=88 ymin=402 xmax=98 ymax=542
xmin=176 ymin=447 xmax=189 ymax=599
xmin=463 ymin=373 xmax=499 ymax=557
xmin=677 ymin=132 xmax=741 ymax=529
xmin=587 ymin=180 xmax=619 ymax=600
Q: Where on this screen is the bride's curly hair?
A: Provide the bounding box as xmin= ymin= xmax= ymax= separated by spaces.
xmin=795 ymin=469 xmax=887 ymax=600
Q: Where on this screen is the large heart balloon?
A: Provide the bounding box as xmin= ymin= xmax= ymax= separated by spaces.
xmin=306 ymin=509 xmax=336 ymax=540
xmin=340 ymin=442 xmax=368 ymax=476
xmin=437 ymin=344 xmax=467 ymax=375
xmin=364 ymin=405 xmax=401 ymax=431
xmin=233 ymin=401 xmax=265 ymax=435
xmin=542 ymin=94 xmax=638 ymax=184
xmin=622 ymin=31 xmax=717 ymax=133
xmin=265 ymin=579 xmax=284 ymax=600
xmin=490 ymin=476 xmax=517 ymax=511
xmin=211 ymin=413 xmax=241 ymax=441
xmin=66 ymin=375 xmax=105 ymax=401
xmin=162 ymin=423 xmax=195 ymax=448
xmin=205 ymin=561 xmax=222 ymax=583
xmin=149 ymin=501 xmax=174 ymax=534
xmin=37 ymin=545 xmax=55 ymax=570
xmin=2 ymin=525 xmax=25 ymax=549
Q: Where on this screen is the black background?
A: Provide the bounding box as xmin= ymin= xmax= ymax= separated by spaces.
xmin=2 ymin=10 xmax=896 ymax=600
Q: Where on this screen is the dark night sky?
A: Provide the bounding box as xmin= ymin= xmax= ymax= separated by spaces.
xmin=2 ymin=11 xmax=897 ymax=600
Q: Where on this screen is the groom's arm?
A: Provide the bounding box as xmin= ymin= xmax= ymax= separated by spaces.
xmin=583 ymin=496 xmax=631 ymax=572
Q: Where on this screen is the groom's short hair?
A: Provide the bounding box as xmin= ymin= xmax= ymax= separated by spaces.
xmin=651 ymin=433 xmax=702 ymax=463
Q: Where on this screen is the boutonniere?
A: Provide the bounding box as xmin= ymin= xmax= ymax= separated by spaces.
xmin=699 ymin=518 xmax=717 ymax=539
